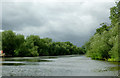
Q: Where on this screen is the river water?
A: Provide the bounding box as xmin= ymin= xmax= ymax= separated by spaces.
xmin=0 ymin=55 xmax=119 ymax=76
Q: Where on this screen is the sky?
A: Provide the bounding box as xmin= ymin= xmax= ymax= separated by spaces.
xmin=2 ymin=0 xmax=116 ymax=46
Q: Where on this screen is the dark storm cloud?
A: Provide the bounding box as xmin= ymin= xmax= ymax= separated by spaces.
xmin=2 ymin=1 xmax=115 ymax=46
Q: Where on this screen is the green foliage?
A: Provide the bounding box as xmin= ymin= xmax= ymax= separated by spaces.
xmin=14 ymin=42 xmax=30 ymax=56
xmin=29 ymin=46 xmax=39 ymax=57
xmin=2 ymin=30 xmax=17 ymax=56
xmin=85 ymin=24 xmax=119 ymax=61
xmin=2 ymin=30 xmax=84 ymax=57
xmin=109 ymin=1 xmax=120 ymax=26
xmin=15 ymin=34 xmax=25 ymax=49
xmin=84 ymin=1 xmax=120 ymax=61
xmin=0 ymin=32 xmax=2 ymax=50
xmin=95 ymin=23 xmax=110 ymax=34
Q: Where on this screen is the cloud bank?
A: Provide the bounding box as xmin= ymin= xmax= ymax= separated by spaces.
xmin=2 ymin=1 xmax=115 ymax=46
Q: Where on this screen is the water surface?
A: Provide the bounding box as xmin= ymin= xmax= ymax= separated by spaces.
xmin=1 ymin=55 xmax=119 ymax=76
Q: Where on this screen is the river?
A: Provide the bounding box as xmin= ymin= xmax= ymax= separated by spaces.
xmin=0 ymin=55 xmax=119 ymax=76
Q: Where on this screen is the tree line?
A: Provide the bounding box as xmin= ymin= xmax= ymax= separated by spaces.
xmin=2 ymin=30 xmax=84 ymax=57
xmin=82 ymin=1 xmax=120 ymax=62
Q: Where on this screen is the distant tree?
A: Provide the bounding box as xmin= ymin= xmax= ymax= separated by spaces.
xmin=15 ymin=34 xmax=25 ymax=49
xmin=2 ymin=30 xmax=17 ymax=56
xmin=14 ymin=42 xmax=30 ymax=56
xmin=2 ymin=31 xmax=84 ymax=56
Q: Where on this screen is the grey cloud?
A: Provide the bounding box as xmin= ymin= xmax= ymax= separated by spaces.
xmin=2 ymin=2 xmax=47 ymax=30
xmin=2 ymin=1 xmax=115 ymax=46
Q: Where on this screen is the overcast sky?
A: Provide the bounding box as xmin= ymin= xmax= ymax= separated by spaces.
xmin=2 ymin=0 xmax=116 ymax=46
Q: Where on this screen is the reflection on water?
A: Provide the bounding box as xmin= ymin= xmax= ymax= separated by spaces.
xmin=2 ymin=63 xmax=26 ymax=66
xmin=1 ymin=55 xmax=119 ymax=76
xmin=1 ymin=56 xmax=55 ymax=66
xmin=3 ymin=59 xmax=52 ymax=63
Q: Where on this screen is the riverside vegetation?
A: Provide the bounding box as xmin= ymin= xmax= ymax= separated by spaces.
xmin=2 ymin=31 xmax=84 ymax=56
xmin=82 ymin=1 xmax=120 ymax=62
xmin=1 ymin=1 xmax=120 ymax=62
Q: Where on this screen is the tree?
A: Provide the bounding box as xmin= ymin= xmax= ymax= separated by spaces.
xmin=109 ymin=1 xmax=120 ymax=26
xmin=85 ymin=1 xmax=120 ymax=61
xmin=14 ymin=42 xmax=30 ymax=56
xmin=15 ymin=34 xmax=25 ymax=49
xmin=2 ymin=30 xmax=17 ymax=56
xmin=0 ymin=32 xmax=2 ymax=50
